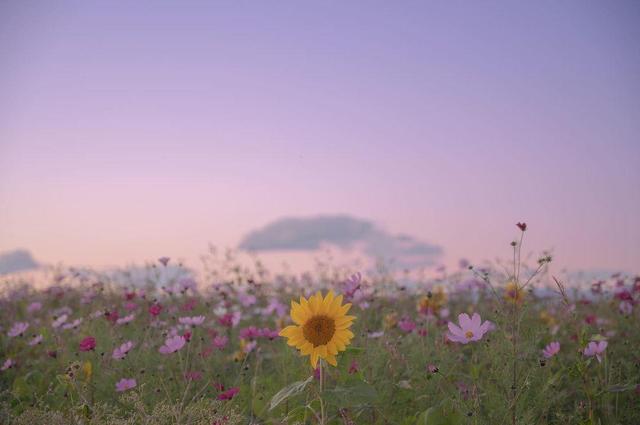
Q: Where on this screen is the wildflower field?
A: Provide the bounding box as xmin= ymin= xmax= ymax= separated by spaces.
xmin=1 ymin=228 xmax=639 ymax=424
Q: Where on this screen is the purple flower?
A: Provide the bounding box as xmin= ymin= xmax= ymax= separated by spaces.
xmin=28 ymin=334 xmax=43 ymax=346
xmin=446 ymin=313 xmax=493 ymax=344
xmin=1 ymin=359 xmax=15 ymax=371
xmin=159 ymin=335 xmax=186 ymax=354
xmin=619 ymin=301 xmax=633 ymax=316
xmin=7 ymin=322 xmax=29 ymax=337
xmin=112 ymin=341 xmax=134 ymax=359
xmin=542 ymin=341 xmax=560 ymax=359
xmin=584 ymin=341 xmax=608 ymax=363
xmin=62 ymin=318 xmax=83 ymax=330
xmin=115 ymin=378 xmax=136 ymax=392
xmin=52 ymin=314 xmax=68 ymax=328
xmin=27 ymin=302 xmax=42 ymax=313
xmin=178 ymin=315 xmax=205 ymax=326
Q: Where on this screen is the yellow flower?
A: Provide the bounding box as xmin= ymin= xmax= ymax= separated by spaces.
xmin=417 ymin=286 xmax=447 ymax=314
xmin=384 ymin=312 xmax=398 ymax=329
xmin=279 ymin=291 xmax=355 ymax=368
xmin=505 ymin=281 xmax=524 ymax=304
xmin=82 ymin=361 xmax=92 ymax=382
xmin=539 ymin=310 xmax=556 ymax=327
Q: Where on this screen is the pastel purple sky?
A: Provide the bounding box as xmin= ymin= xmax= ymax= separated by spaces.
xmin=1 ymin=1 xmax=639 ymax=273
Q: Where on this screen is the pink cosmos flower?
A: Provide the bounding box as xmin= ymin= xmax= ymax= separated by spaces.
xmin=262 ymin=299 xmax=287 ymax=317
xmin=213 ymin=335 xmax=228 ymax=350
xmin=348 ymin=360 xmax=359 ymax=374
xmin=149 ymin=303 xmax=162 ymax=317
xmin=27 ymin=302 xmax=42 ymax=313
xmin=542 ymin=341 xmax=560 ymax=359
xmin=184 ymin=371 xmax=202 ymax=381
xmin=243 ymin=340 xmax=257 ymax=353
xmin=446 ymin=313 xmax=493 ymax=344
xmin=367 ymin=331 xmax=384 ymax=339
xmin=239 ymin=294 xmax=257 ymax=307
xmin=124 ymin=301 xmax=137 ymax=311
xmin=1 ymin=359 xmax=15 ymax=371
xmin=398 ymin=317 xmax=416 ymax=333
xmin=178 ymin=315 xmax=205 ymax=326
xmin=112 ymin=341 xmax=134 ymax=359
xmin=8 ymin=322 xmax=29 ymax=337
xmin=584 ymin=341 xmax=608 ymax=363
xmin=62 ymin=318 xmax=82 ymax=330
xmin=158 ymin=256 xmax=170 ymax=266
xmin=217 ymin=387 xmax=239 ymax=401
xmin=619 ymin=301 xmax=633 ymax=316
xmin=217 ymin=312 xmax=241 ymax=328
xmin=79 ymin=336 xmax=96 ymax=351
xmin=116 ymin=314 xmax=135 ymax=325
xmin=427 ymin=364 xmax=439 ymax=374
xmin=29 ymin=334 xmax=43 ymax=346
xmin=115 ymin=378 xmax=137 ymax=392
xmin=159 ymin=335 xmax=186 ymax=354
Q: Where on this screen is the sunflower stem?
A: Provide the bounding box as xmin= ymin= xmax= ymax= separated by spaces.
xmin=319 ymin=359 xmax=326 ymax=425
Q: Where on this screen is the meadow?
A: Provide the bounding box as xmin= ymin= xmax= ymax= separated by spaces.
xmin=1 ymin=228 xmax=639 ymax=424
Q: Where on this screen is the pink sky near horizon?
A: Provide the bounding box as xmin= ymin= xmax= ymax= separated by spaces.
xmin=1 ymin=1 xmax=639 ymax=274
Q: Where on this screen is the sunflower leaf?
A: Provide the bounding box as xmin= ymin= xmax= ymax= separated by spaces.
xmin=268 ymin=375 xmax=314 ymax=411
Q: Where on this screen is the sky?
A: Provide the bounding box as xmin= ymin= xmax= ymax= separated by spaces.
xmin=0 ymin=1 xmax=639 ymax=275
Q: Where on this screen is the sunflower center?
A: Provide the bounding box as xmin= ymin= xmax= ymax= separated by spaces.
xmin=302 ymin=315 xmax=336 ymax=347
xmin=465 ymin=331 xmax=474 ymax=339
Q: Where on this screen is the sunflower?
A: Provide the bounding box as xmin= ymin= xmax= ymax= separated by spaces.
xmin=279 ymin=291 xmax=355 ymax=368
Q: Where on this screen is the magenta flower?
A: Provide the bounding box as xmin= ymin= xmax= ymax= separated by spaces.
xmin=217 ymin=387 xmax=239 ymax=401
xmin=398 ymin=317 xmax=416 ymax=333
xmin=7 ymin=322 xmax=29 ymax=337
xmin=149 ymin=303 xmax=162 ymax=317
xmin=28 ymin=334 xmax=43 ymax=346
xmin=584 ymin=340 xmax=608 ymax=363
xmin=178 ymin=315 xmax=205 ymax=326
xmin=542 ymin=341 xmax=560 ymax=359
xmin=348 ymin=360 xmax=360 ymax=374
xmin=79 ymin=336 xmax=96 ymax=351
xmin=446 ymin=313 xmax=493 ymax=344
xmin=115 ymin=378 xmax=137 ymax=392
xmin=159 ymin=335 xmax=186 ymax=354
xmin=112 ymin=341 xmax=134 ymax=359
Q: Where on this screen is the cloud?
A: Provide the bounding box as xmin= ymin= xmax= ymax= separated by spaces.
xmin=0 ymin=249 xmax=39 ymax=275
xmin=238 ymin=215 xmax=443 ymax=268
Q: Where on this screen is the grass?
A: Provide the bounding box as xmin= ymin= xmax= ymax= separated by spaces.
xmin=0 ymin=234 xmax=638 ymax=424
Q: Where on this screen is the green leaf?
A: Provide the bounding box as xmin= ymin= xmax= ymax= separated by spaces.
xmin=268 ymin=375 xmax=314 ymax=411
xmin=345 ymin=346 xmax=365 ymax=354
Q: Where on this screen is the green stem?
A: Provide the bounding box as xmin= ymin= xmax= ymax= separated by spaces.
xmin=319 ymin=360 xmax=326 ymax=425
